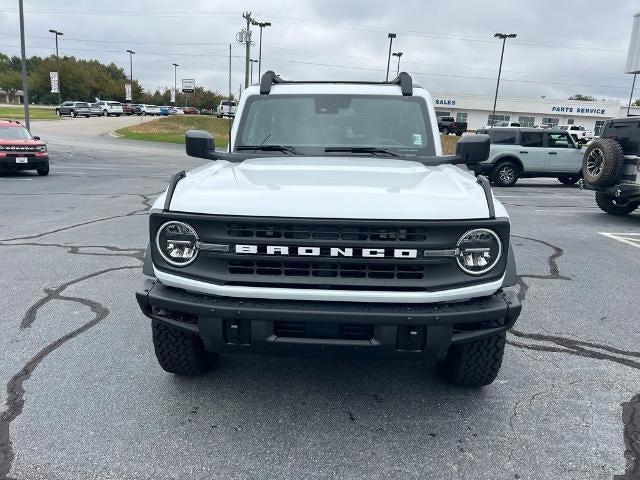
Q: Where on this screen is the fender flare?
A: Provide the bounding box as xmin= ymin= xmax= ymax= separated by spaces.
xmin=501 ymin=242 xmax=517 ymax=287
xmin=143 ymin=244 xmax=154 ymax=276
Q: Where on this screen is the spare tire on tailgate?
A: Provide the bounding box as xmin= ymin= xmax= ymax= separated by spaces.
xmin=582 ymin=138 xmax=624 ymax=187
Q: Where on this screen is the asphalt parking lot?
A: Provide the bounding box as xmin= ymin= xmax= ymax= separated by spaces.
xmin=0 ymin=120 xmax=639 ymax=480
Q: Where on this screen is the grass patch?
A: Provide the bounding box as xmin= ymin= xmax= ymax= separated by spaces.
xmin=116 ymin=116 xmax=231 ymax=148
xmin=440 ymin=134 xmax=462 ymax=155
xmin=0 ymin=105 xmax=60 ymax=121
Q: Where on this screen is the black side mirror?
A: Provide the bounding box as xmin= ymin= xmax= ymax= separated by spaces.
xmin=185 ymin=130 xmax=215 ymax=158
xmin=33 ymin=136 xmax=40 ymax=140
xmin=456 ymin=134 xmax=490 ymax=165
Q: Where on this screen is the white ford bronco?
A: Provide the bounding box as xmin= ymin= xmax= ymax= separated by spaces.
xmin=136 ymin=72 xmax=521 ymax=387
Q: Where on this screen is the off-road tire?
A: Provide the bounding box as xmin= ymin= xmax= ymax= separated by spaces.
xmin=582 ymin=138 xmax=624 ymax=187
xmin=558 ymin=175 xmax=581 ymax=185
xmin=37 ymin=166 xmax=49 ymax=176
xmin=491 ymin=161 xmax=519 ymax=187
xmin=152 ymin=321 xmax=216 ymax=375
xmin=442 ymin=127 xmax=449 ymax=135
xmin=438 ymin=332 xmax=506 ymax=387
xmin=595 ymin=191 xmax=639 ymax=216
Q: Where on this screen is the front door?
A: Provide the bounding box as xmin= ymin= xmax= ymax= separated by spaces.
xmin=544 ymin=132 xmax=581 ymax=173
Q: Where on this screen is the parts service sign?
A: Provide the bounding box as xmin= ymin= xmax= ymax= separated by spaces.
xmin=182 ymin=79 xmax=195 ymax=93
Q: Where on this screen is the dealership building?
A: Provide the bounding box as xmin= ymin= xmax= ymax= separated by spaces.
xmin=430 ymin=92 xmax=639 ymax=134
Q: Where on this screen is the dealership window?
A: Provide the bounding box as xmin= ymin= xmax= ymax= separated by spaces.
xmin=487 ymin=114 xmax=510 ymax=126
xmin=567 ymin=119 xmax=575 ymax=125
xmin=490 ymin=130 xmax=517 ymax=145
xmin=541 ymin=117 xmax=559 ymax=127
xmin=517 ymin=116 xmax=534 ymax=127
xmin=435 ymin=110 xmax=450 ymax=118
xmin=520 ymin=131 xmax=543 ymax=147
xmin=595 ymin=120 xmax=606 ymax=136
xmin=456 ymin=112 xmax=467 ymax=123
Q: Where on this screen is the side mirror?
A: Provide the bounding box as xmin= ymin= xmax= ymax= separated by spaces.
xmin=456 ymin=134 xmax=490 ymax=165
xmin=33 ymin=136 xmax=40 ymax=140
xmin=185 ymin=130 xmax=215 ymax=158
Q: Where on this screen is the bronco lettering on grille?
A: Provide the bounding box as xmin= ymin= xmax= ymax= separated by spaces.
xmin=235 ymin=244 xmax=418 ymax=259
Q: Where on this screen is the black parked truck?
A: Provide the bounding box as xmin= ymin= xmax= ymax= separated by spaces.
xmin=580 ymin=117 xmax=640 ymax=215
xmin=437 ymin=116 xmax=467 ymax=136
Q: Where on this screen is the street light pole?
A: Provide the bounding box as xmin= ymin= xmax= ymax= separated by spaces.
xmin=252 ymin=21 xmax=271 ymax=79
xmin=172 ymin=63 xmax=179 ymax=104
xmin=49 ymin=29 xmax=63 ymax=104
xmin=18 ymin=0 xmax=30 ymax=131
xmin=250 ymin=59 xmax=258 ymax=85
xmin=627 ymin=73 xmax=637 ymax=116
xmin=392 ymin=52 xmax=403 ymax=76
xmin=385 ymin=33 xmax=396 ymax=82
xmin=126 ymin=49 xmax=135 ymax=103
xmin=490 ymin=32 xmax=517 ymax=130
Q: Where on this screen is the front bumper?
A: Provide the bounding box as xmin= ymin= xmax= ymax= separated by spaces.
xmin=136 ymin=280 xmax=521 ymax=360
xmin=471 ymin=163 xmax=494 ymax=176
xmin=0 ymin=155 xmax=48 ymax=170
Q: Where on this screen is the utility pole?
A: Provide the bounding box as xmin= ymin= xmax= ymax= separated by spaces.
xmin=385 ymin=33 xmax=396 ymax=82
xmin=18 ymin=0 xmax=30 ymax=131
xmin=228 ymin=44 xmax=232 ymax=98
xmin=126 ymin=49 xmax=135 ymax=103
xmin=172 ymin=63 xmax=179 ymax=104
xmin=490 ymin=33 xmax=517 ymax=130
xmin=392 ymin=52 xmax=403 ymax=76
xmin=49 ymin=29 xmax=63 ymax=104
xmin=627 ymin=73 xmax=637 ymax=116
xmin=252 ymin=20 xmax=271 ymax=79
xmin=242 ymin=12 xmax=254 ymax=89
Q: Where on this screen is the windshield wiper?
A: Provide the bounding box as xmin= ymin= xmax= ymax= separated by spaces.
xmin=236 ymin=145 xmax=299 ymax=155
xmin=324 ymin=146 xmax=398 ymax=157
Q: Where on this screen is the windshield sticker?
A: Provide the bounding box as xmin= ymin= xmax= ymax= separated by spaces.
xmin=413 ymin=134 xmax=423 ymax=146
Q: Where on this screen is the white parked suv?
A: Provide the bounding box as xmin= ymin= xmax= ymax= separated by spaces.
xmin=94 ymin=100 xmax=123 ymax=117
xmin=136 ymin=72 xmax=521 ymax=388
xmin=558 ymin=124 xmax=594 ymax=145
xmin=216 ymin=100 xmax=237 ymax=118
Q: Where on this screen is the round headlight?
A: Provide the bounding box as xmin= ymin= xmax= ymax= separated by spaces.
xmin=156 ymin=221 xmax=199 ymax=267
xmin=456 ymin=228 xmax=502 ymax=275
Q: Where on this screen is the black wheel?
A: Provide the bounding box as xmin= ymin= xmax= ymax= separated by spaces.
xmin=558 ymin=175 xmax=581 ymax=185
xmin=582 ymin=138 xmax=624 ymax=187
xmin=491 ymin=161 xmax=519 ymax=187
xmin=442 ymin=127 xmax=449 ymax=135
xmin=55 ymin=109 xmax=61 ymax=116
xmin=595 ymin=191 xmax=639 ymax=216
xmin=142 ymin=111 xmax=146 ymax=116
xmin=71 ymin=110 xmax=77 ymax=118
xmin=438 ymin=332 xmax=506 ymax=387
xmin=455 ymin=132 xmax=462 ymax=136
xmin=152 ymin=321 xmax=216 ymax=375
xmin=102 ymin=110 xmax=108 ymax=117
xmin=37 ymin=165 xmax=49 ymax=176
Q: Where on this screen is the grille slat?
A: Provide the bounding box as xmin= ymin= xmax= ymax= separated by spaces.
xmin=274 ymin=321 xmax=374 ymax=340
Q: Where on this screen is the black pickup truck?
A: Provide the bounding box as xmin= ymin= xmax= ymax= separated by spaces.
xmin=438 ymin=116 xmax=467 ymax=136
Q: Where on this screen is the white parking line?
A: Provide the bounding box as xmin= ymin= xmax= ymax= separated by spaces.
xmin=534 ymin=209 xmax=598 ymax=213
xmin=599 ymin=232 xmax=640 ymax=249
xmin=496 ymin=195 xmax=587 ymax=199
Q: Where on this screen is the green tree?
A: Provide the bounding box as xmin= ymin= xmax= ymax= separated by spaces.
xmin=568 ymin=94 xmax=595 ymax=101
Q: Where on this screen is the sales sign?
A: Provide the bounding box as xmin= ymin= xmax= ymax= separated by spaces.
xmin=182 ymin=78 xmax=195 ymax=93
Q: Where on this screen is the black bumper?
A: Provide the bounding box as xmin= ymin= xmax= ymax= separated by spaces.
xmin=0 ymin=156 xmax=48 ymax=171
xmin=471 ymin=163 xmax=494 ymax=176
xmin=136 ymin=280 xmax=521 ymax=360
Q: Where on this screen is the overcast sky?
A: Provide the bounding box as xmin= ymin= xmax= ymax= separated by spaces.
xmin=0 ymin=0 xmax=638 ymax=102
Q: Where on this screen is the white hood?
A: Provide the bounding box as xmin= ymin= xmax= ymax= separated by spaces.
xmin=156 ymin=157 xmax=507 ymax=220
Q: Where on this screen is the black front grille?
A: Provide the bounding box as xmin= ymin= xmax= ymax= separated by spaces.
xmin=274 ymin=321 xmax=374 ymax=340
xmin=227 ymin=222 xmax=427 ymax=242
xmin=228 ymin=259 xmax=424 ymax=280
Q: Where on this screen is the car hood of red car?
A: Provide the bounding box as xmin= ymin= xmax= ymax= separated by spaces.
xmin=0 ymin=139 xmax=46 ymax=146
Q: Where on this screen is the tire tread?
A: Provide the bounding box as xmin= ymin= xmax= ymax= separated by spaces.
xmin=439 ymin=333 xmax=506 ymax=387
xmin=152 ymin=321 xmax=214 ymax=375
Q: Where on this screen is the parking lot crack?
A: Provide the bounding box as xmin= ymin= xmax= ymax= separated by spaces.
xmin=0 ymin=265 xmax=140 ymax=479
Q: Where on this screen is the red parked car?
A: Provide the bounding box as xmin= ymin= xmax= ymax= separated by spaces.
xmin=121 ymin=103 xmax=134 ymax=115
xmin=0 ymin=120 xmax=49 ymax=176
xmin=182 ymin=107 xmax=200 ymax=115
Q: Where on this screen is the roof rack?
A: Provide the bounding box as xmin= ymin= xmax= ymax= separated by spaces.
xmin=259 ymin=70 xmax=413 ymax=96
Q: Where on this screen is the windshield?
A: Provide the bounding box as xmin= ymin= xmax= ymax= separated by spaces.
xmin=0 ymin=126 xmax=33 ymax=140
xmin=236 ymin=94 xmax=434 ymax=155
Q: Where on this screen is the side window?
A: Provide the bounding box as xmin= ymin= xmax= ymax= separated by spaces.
xmin=546 ymin=133 xmax=571 ymax=148
xmin=456 ymin=112 xmax=467 ymax=123
xmin=435 ymin=110 xmax=450 ymax=118
xmin=520 ymin=132 xmax=543 ymax=147
xmin=594 ymin=120 xmax=606 ymax=136
xmin=491 ymin=130 xmax=516 ymax=145
xmin=518 ymin=116 xmax=534 ymax=127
